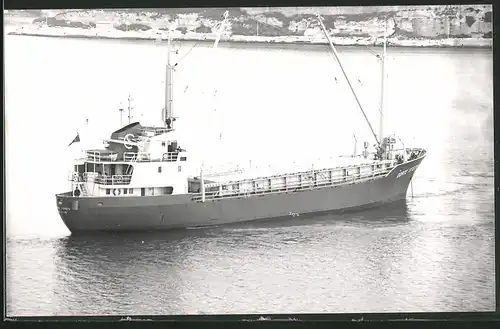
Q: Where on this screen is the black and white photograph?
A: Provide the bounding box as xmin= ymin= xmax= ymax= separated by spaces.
xmin=5 ymin=5 xmax=494 ymax=316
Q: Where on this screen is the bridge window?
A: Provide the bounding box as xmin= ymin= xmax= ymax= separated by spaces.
xmin=123 ymin=189 xmax=128 ymax=195
xmin=106 ymin=189 xmax=110 ymax=195
xmin=129 ymin=188 xmax=133 ymax=194
xmin=75 ymin=164 xmax=85 ymax=174
xmin=180 ymin=157 xmax=187 ymax=161
xmin=158 ymin=166 xmax=162 ymax=173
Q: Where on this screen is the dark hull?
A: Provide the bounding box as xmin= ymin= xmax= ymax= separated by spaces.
xmin=56 ymin=156 xmax=425 ymax=234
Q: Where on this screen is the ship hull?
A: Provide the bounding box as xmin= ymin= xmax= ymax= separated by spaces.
xmin=56 ymin=156 xmax=424 ymax=234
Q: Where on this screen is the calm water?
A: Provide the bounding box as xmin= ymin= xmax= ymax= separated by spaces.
xmin=5 ymin=35 xmax=494 ymax=315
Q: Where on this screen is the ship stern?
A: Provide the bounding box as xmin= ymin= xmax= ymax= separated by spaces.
xmin=55 ymin=192 xmax=86 ymax=234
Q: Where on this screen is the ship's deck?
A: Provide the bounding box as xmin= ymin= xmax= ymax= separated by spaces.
xmin=193 ymin=149 xmax=426 ymax=202
xmin=205 ymin=156 xmax=392 ymax=185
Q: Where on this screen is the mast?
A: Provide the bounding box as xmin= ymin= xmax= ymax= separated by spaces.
xmin=162 ymin=11 xmax=229 ymax=130
xmin=316 ymin=15 xmax=380 ymax=146
xmin=379 ymin=18 xmax=387 ymax=152
xmin=164 ymin=28 xmax=174 ymax=129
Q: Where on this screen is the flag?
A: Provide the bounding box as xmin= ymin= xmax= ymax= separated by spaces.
xmin=68 ymin=133 xmax=80 ymax=147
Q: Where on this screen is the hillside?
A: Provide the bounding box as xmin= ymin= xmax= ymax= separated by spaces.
xmin=5 ymin=6 xmax=493 ymax=47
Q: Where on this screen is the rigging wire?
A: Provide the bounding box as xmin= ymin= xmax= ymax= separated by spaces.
xmin=173 ymin=35 xmax=208 ymax=67
xmin=167 ymin=16 xmax=228 ymax=68
xmin=173 ymin=14 xmax=232 ymax=68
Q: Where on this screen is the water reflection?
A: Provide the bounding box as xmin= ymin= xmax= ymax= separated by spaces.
xmin=6 ymin=194 xmax=492 ymax=315
xmin=52 ymin=229 xmax=207 ymax=315
xmin=50 ymin=201 xmax=426 ymax=315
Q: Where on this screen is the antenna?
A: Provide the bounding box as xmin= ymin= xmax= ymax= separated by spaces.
xmin=316 ymin=15 xmax=380 ymax=146
xmin=118 ymin=107 xmax=124 ymax=126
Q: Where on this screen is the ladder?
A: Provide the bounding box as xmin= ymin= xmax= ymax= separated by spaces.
xmin=79 ymin=182 xmax=90 ymax=196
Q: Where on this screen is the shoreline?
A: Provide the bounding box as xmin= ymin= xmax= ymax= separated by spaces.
xmin=7 ymin=30 xmax=493 ymax=49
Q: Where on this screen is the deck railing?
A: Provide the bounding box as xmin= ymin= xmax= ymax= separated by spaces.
xmin=84 ymin=151 xmax=180 ymax=163
xmin=123 ymin=152 xmax=179 ymax=162
xmin=69 ymin=172 xmax=132 ymax=185
xmin=97 ymin=174 xmax=132 ymax=185
xmin=205 ymin=159 xmax=395 ymax=186
xmin=205 ymin=167 xmax=246 ymax=178
xmin=191 ymin=163 xmax=396 ymax=202
xmin=140 ymin=127 xmax=174 ymax=137
xmin=86 ymin=150 xmax=118 ymax=162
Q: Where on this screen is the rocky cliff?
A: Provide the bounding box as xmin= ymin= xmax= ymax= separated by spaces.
xmin=240 ymin=5 xmax=492 ymax=39
xmin=5 ymin=6 xmax=493 ymax=46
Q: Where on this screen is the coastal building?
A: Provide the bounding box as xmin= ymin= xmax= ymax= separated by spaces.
xmin=335 ymin=16 xmax=347 ymax=26
xmin=176 ymin=13 xmax=198 ymax=28
xmin=288 ymin=19 xmax=308 ymax=33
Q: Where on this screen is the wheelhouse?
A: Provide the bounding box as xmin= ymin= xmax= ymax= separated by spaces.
xmin=69 ymin=122 xmax=190 ymax=197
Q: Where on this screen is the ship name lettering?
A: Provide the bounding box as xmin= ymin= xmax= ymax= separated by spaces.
xmin=396 ymin=165 xmax=418 ymax=179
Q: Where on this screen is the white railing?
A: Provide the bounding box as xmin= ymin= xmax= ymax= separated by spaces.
xmin=84 ymin=151 xmax=182 ymax=163
xmin=69 ymin=172 xmax=132 ymax=186
xmin=140 ymin=127 xmax=174 ymax=137
xmin=205 ymin=165 xmax=246 ymax=178
xmin=192 ymin=163 xmax=396 ymax=202
xmin=85 ymin=150 xmax=118 ymax=162
xmin=123 ymin=152 xmax=180 ymax=162
xmin=96 ymin=174 xmax=132 ymax=186
xmin=207 ymin=156 xmax=396 ymax=179
xmin=204 ymin=159 xmax=395 ymax=186
xmin=123 ymin=152 xmax=151 ymax=162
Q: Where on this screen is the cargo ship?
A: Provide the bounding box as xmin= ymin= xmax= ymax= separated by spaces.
xmin=55 ymin=14 xmax=426 ymax=234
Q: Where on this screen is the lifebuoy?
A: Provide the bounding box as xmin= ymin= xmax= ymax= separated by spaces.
xmin=74 ymin=189 xmax=81 ymax=197
xmin=123 ymin=133 xmax=134 ymax=150
xmin=73 ymin=174 xmax=79 ymax=182
xmin=115 ymin=176 xmax=123 ymax=184
xmin=113 ymin=188 xmax=121 ymax=196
